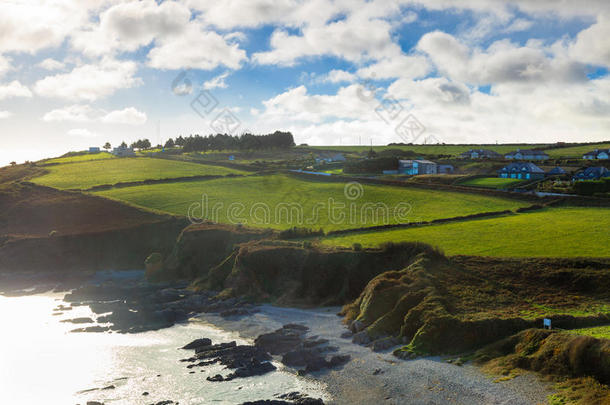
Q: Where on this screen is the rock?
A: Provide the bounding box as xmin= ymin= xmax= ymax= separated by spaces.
xmin=86 ymin=402 xmax=104 ymax=405
xmin=206 ymin=374 xmax=224 ymax=382
xmin=370 ymin=336 xmax=400 ymax=352
xmin=340 ymin=331 xmax=353 ymax=339
xmin=373 ymin=368 xmax=383 ymax=375
xmin=182 ymin=338 xmax=212 ymax=350
xmin=349 ymin=320 xmax=365 ymax=333
xmin=352 ymin=330 xmax=371 ymax=345
xmin=101 ymin=385 xmax=115 ymax=390
xmin=254 ymin=325 xmax=307 ymax=355
xmin=142 ymin=392 xmax=149 ymax=396
xmin=71 ymin=325 xmax=110 ymax=333
xmin=329 ymin=354 xmax=350 ymax=367
xmin=60 ymin=317 xmax=94 ymax=324
xmin=219 ymin=307 xmax=251 ymax=317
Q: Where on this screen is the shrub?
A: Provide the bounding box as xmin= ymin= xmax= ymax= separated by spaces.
xmin=352 ymin=243 xmax=363 ymax=251
xmin=279 ymin=227 xmax=324 ymax=239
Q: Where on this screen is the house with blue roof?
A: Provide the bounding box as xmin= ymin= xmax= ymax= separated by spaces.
xmin=498 ymin=162 xmax=545 ymax=180
xmin=572 ymin=166 xmax=610 ymax=181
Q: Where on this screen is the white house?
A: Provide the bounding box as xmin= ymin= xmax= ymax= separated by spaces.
xmin=504 ymin=148 xmax=549 ymax=160
xmin=398 ymin=159 xmax=437 ymax=175
xmin=582 ymin=149 xmax=609 ymax=160
xmin=89 ymin=147 xmax=100 ymax=153
xmin=112 ymin=145 xmax=135 ymax=157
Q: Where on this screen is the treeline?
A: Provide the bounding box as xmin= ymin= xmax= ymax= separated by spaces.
xmin=165 ymin=131 xmax=295 ymax=152
xmin=344 ymin=157 xmax=398 ymax=174
xmin=573 ymin=178 xmax=610 ymax=196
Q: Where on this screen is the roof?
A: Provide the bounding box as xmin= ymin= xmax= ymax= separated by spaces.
xmin=547 ymin=167 xmax=566 ymax=174
xmin=574 ymin=166 xmax=610 ymax=178
xmin=498 ymin=162 xmax=545 ymax=173
xmin=399 ymin=159 xmax=437 ymax=165
xmin=583 ymin=149 xmax=610 ymax=156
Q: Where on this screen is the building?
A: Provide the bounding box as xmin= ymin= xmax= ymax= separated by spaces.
xmin=111 ymin=145 xmax=135 ymax=157
xmin=498 ymin=162 xmax=545 ymax=180
xmin=438 ymin=164 xmax=455 ymax=174
xmin=398 ymin=159 xmax=437 ymax=175
xmin=546 ymin=166 xmax=566 ymax=177
xmin=504 ymin=148 xmax=549 ymax=160
xmin=572 ymin=166 xmax=610 ymax=181
xmin=315 ymin=153 xmax=346 ymax=164
xmin=89 ymin=147 xmax=100 ymax=153
xmin=459 ymin=149 xmax=502 ymax=159
xmin=582 ymin=149 xmax=610 ymax=160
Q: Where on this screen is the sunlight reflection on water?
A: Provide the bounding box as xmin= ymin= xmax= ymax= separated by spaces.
xmin=0 ymin=294 xmax=326 ymax=405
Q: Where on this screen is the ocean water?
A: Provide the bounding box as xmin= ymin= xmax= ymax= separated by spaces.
xmin=0 ymin=293 xmax=327 ymax=405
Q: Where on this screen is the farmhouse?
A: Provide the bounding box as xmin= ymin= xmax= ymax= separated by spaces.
xmin=498 ymin=162 xmax=545 ymax=180
xmin=398 ymin=159 xmax=437 ymax=175
xmin=582 ymin=149 xmax=610 ymax=160
xmin=459 ymin=149 xmax=502 ymax=159
xmin=546 ymin=166 xmax=566 ymax=177
xmin=504 ymin=148 xmax=549 ymax=160
xmin=111 ymin=145 xmax=135 ymax=157
xmin=573 ymin=166 xmax=610 ymax=181
xmin=89 ymin=147 xmax=100 ymax=153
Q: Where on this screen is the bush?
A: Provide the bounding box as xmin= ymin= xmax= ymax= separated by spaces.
xmin=278 ymin=227 xmax=324 ymax=239
xmin=352 ymin=243 xmax=363 ymax=251
xmin=344 ymin=157 xmax=398 ymax=174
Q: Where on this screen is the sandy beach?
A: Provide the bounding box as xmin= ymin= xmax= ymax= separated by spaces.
xmin=196 ymin=305 xmax=554 ymax=405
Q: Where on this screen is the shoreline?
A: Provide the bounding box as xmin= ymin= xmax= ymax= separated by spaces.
xmin=194 ymin=305 xmax=554 ymax=405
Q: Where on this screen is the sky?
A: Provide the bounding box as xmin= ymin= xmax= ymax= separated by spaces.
xmin=1 ymin=0 xmax=610 ymax=165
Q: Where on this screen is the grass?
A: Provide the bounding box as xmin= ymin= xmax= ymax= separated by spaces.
xmin=458 ymin=177 xmax=525 ymax=189
xmin=32 ymin=157 xmax=246 ymax=189
xmin=43 ymin=152 xmax=116 ymax=164
xmin=321 ymin=207 xmax=610 ymax=257
xmin=520 ymin=303 xmax=610 ymax=320
xmin=304 ymin=144 xmax=552 ymax=156
xmin=566 ymin=325 xmax=610 ymax=340
xmin=94 ymin=174 xmax=529 ymax=231
xmin=544 ymin=143 xmax=610 ymax=158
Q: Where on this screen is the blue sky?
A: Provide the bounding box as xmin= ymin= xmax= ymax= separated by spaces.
xmin=1 ymin=0 xmax=610 ymax=165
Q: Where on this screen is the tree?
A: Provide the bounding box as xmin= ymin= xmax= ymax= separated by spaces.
xmin=103 ymin=142 xmax=111 ymax=151
xmin=120 ymin=141 xmax=127 ymax=148
xmin=10 ymin=161 xmax=16 ymax=166
xmin=164 ymin=138 xmax=175 ymax=148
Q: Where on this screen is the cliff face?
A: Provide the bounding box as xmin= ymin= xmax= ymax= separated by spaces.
xmin=0 ymin=183 xmax=188 ymax=272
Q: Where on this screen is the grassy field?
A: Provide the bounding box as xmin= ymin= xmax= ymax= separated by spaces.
xmin=304 ymin=144 xmax=552 ymax=156
xmin=33 ymin=157 xmax=246 ymax=189
xmin=321 ymin=207 xmax=610 ymax=257
xmin=458 ymin=177 xmax=524 ymax=189
xmin=43 ymin=152 xmax=116 ymax=164
xmin=94 ymin=174 xmax=529 ymax=231
xmin=544 ymin=143 xmax=610 ymax=158
xmin=567 ymin=325 xmax=610 ymax=339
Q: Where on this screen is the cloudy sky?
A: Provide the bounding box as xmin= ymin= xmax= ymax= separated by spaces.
xmin=1 ymin=0 xmax=610 ymax=165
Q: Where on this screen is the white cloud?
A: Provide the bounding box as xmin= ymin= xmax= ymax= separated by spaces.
xmin=0 ymin=80 xmax=32 ymax=100
xmin=323 ymin=70 xmax=356 ymax=83
xmin=147 ymin=25 xmax=247 ymax=70
xmin=203 ymin=72 xmax=230 ymax=90
xmin=67 ymin=128 xmax=98 ymax=138
xmin=0 ymin=55 xmax=12 ymax=78
xmin=100 ymin=107 xmax=147 ymax=125
xmin=43 ymin=105 xmax=97 ymax=122
xmin=43 ymin=104 xmax=147 ymax=125
xmin=38 ymin=58 xmax=66 ymax=71
xmin=0 ymin=111 xmax=13 ymax=119
xmin=357 ymin=55 xmax=431 ymax=80
xmin=34 ymin=59 xmax=141 ymax=101
xmin=504 ymin=18 xmax=534 ymax=33
xmin=569 ymin=14 xmax=610 ymax=68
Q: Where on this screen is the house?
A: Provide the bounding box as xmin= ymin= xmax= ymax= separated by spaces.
xmin=546 ymin=167 xmax=566 ymax=177
xmin=111 ymin=145 xmax=135 ymax=157
xmin=572 ymin=166 xmax=610 ymax=181
xmin=498 ymin=162 xmax=545 ymax=180
xmin=504 ymin=148 xmax=549 ymax=160
xmin=459 ymin=149 xmax=502 ymax=159
xmin=315 ymin=153 xmax=346 ymax=164
xmin=228 ymin=155 xmax=235 ymax=161
xmin=438 ymin=164 xmax=455 ymax=174
xmin=582 ymin=149 xmax=610 ymax=160
xmin=398 ymin=159 xmax=437 ymax=175
xmin=89 ymin=147 xmax=100 ymax=153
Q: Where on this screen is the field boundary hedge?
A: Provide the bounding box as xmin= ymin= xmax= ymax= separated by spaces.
xmin=82 ymin=173 xmax=246 ymax=192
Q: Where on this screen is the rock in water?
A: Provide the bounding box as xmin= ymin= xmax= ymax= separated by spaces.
xmin=182 ymin=337 xmax=212 ymax=350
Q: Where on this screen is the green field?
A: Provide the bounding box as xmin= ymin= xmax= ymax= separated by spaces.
xmin=321 ymin=207 xmax=610 ymax=257
xmin=567 ymin=325 xmax=610 ymax=339
xmin=33 ymin=157 xmax=246 ymax=189
xmin=43 ymin=152 xmax=116 ymax=164
xmin=544 ymin=143 xmax=610 ymax=158
xmin=304 ymin=144 xmax=552 ymax=157
xmin=94 ymin=174 xmax=529 ymax=231
xmin=459 ymin=177 xmax=524 ymax=189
